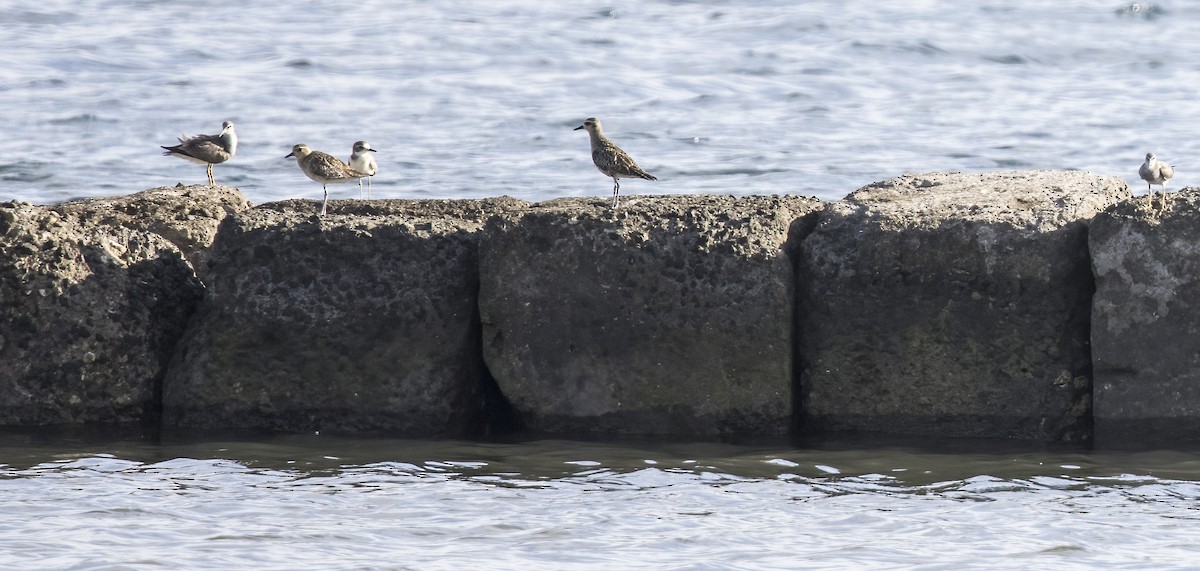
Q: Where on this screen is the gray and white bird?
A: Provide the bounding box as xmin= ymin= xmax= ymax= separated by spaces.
xmin=574 ymin=117 xmax=656 ymax=208
xmin=286 ymin=143 xmax=367 ymax=216
xmin=161 ymin=120 xmax=238 ymax=186
xmin=1139 ymin=152 xmax=1175 ymax=211
xmin=348 ymin=140 xmax=379 ymax=199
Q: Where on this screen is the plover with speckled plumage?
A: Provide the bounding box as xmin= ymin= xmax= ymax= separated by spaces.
xmin=286 ymin=143 xmax=367 ymax=216
xmin=348 ymin=140 xmax=378 ymax=199
xmin=161 ymin=121 xmax=238 ymax=186
xmin=1139 ymin=152 xmax=1175 ymax=212
xmin=574 ymin=117 xmax=656 ymax=208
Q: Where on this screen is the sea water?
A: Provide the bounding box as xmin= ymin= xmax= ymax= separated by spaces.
xmin=0 ymin=1 xmax=1195 ymax=206
xmin=1 ymin=429 xmax=1200 ymax=569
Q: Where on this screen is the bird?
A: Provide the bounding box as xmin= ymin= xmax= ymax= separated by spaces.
xmin=348 ymin=141 xmax=379 ymax=199
xmin=574 ymin=117 xmax=656 ymax=208
xmin=285 ymin=143 xmax=367 ymax=216
xmin=1139 ymin=152 xmax=1175 ymax=213
xmin=161 ymin=121 xmax=238 ymax=187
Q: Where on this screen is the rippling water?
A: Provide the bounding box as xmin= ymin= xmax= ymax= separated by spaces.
xmin=0 ymin=1 xmax=1196 ymax=206
xmin=2 ymin=430 xmax=1200 ymax=569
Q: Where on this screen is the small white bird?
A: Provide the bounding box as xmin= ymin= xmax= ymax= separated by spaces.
xmin=348 ymin=141 xmax=379 ymax=199
xmin=161 ymin=121 xmax=238 ymax=186
xmin=1139 ymin=152 xmax=1175 ymax=212
xmin=285 ymin=143 xmax=367 ymax=216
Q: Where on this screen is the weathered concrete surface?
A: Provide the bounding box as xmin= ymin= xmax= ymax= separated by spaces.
xmin=162 ymin=198 xmax=528 ymax=434
xmin=479 ymin=195 xmax=821 ymax=437
xmin=0 ymin=186 xmax=248 ymax=424
xmin=798 ymin=171 xmax=1130 ymax=441
xmin=54 ymin=185 xmax=251 ymax=283
xmin=1090 ymin=189 xmax=1200 ymax=443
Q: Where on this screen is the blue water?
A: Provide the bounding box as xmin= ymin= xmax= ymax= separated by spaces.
xmin=0 ymin=1 xmax=1196 ymax=206
xmin=4 ymin=1 xmax=1200 ymax=567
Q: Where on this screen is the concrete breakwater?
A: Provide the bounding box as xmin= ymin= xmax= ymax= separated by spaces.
xmin=0 ymin=171 xmax=1193 ymax=444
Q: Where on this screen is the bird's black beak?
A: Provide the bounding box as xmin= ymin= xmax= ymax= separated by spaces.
xmin=369 ymin=148 xmax=377 ymax=153
xmin=573 ymin=125 xmax=584 ymax=131
xmin=285 ymin=152 xmax=295 ymax=158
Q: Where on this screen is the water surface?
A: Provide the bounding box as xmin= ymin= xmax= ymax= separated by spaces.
xmin=0 ymin=1 xmax=1196 ymax=205
xmin=2 ymin=429 xmax=1199 ymax=569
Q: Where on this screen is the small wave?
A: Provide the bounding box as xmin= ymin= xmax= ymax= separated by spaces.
xmin=3 ymin=9 xmax=80 ymax=25
xmin=0 ymin=170 xmax=53 ymax=183
xmin=912 ymin=41 xmax=948 ymax=56
xmin=735 ymin=66 xmax=779 ymax=77
xmin=587 ymin=8 xmax=618 ymax=19
xmin=0 ymin=161 xmax=54 ymax=183
xmin=26 ymin=78 xmax=66 ymax=89
xmin=984 ymin=54 xmax=1028 ymax=65
xmin=179 ymin=49 xmax=213 ymax=60
xmin=993 ymin=159 xmax=1033 ymax=168
xmin=851 ymin=40 xmax=948 ymax=57
xmin=684 ymin=167 xmax=790 ymax=177
xmin=49 ymin=113 xmax=114 ymax=125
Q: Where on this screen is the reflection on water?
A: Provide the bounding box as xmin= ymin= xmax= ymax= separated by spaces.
xmin=2 ymin=427 xmax=1200 ymax=569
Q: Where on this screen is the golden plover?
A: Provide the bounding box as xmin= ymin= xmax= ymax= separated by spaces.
xmin=348 ymin=140 xmax=379 ymax=199
xmin=574 ymin=117 xmax=656 ymax=208
xmin=1139 ymin=152 xmax=1175 ymax=213
xmin=286 ymin=143 xmax=367 ymax=216
xmin=161 ymin=120 xmax=238 ymax=186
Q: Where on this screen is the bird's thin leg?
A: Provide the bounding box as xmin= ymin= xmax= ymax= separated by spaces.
xmin=321 ymin=186 xmax=329 ymax=216
xmin=358 ymin=179 xmax=364 ymax=200
xmin=612 ymin=178 xmax=621 ymax=209
xmin=207 ymin=164 xmax=215 ymax=187
xmin=366 ymin=177 xmax=372 ymax=200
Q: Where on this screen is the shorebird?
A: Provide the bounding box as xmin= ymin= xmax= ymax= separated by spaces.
xmin=285 ymin=143 xmax=367 ymax=216
xmin=574 ymin=117 xmax=656 ymax=208
xmin=348 ymin=140 xmax=379 ymax=199
xmin=161 ymin=121 xmax=238 ymax=186
xmin=1139 ymin=152 xmax=1175 ymax=212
